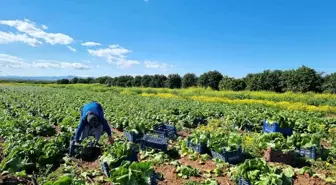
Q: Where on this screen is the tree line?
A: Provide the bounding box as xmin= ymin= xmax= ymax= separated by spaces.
xmin=55 ymin=65 xmax=336 ymax=93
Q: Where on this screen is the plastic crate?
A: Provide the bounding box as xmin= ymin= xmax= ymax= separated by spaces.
xmin=263 ymin=121 xmax=293 ymax=136
xmin=210 ymin=146 xmax=243 ymax=164
xmin=294 ymin=146 xmax=317 ymax=160
xmin=238 ymin=177 xmax=252 ymax=185
xmin=153 ymin=123 xmax=177 ymax=140
xmin=264 ymin=148 xmax=292 ymax=164
xmin=124 ymin=131 xmax=143 ymax=143
xmin=186 ymin=138 xmax=208 ymax=154
xmin=141 ymin=135 xmax=168 ymax=151
xmin=102 ymin=161 xmax=111 ymax=177
xmin=151 ymin=173 xmax=157 ymax=185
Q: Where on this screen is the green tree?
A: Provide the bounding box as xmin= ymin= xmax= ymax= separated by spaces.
xmin=166 ymin=74 xmax=182 ymax=88
xmin=141 ymin=75 xmax=152 ymax=87
xmin=281 ymin=66 xmax=323 ymax=92
xmin=96 ymin=76 xmax=110 ymax=84
xmin=198 ymin=70 xmax=223 ymax=90
xmin=150 ymin=74 xmax=167 ymax=88
xmin=322 ymin=73 xmax=336 ymax=93
xmin=133 ymin=75 xmax=142 ymax=87
xmin=219 ymin=76 xmax=246 ymax=91
xmin=56 ymin=79 xmax=70 ymax=84
xmin=70 ymin=77 xmax=79 ymax=84
xmin=115 ymin=75 xmax=134 ymax=87
xmin=244 ymin=70 xmax=283 ymax=92
xmin=182 ymin=73 xmax=198 ymax=88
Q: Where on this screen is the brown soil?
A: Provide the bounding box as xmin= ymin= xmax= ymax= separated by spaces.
xmin=111 ymin=128 xmax=123 ymax=136
xmin=0 ymin=174 xmax=33 ymax=185
xmin=55 ymin=125 xmax=61 ymax=134
xmin=154 ymin=164 xmax=235 ymax=185
xmin=155 ymin=164 xmax=203 ymax=185
xmin=264 ymin=148 xmax=293 ymax=165
xmin=320 ymin=139 xmax=332 ymax=149
xmin=178 ymin=130 xmax=190 ymax=138
xmin=179 ymin=156 xmax=217 ymax=171
xmin=294 ymin=173 xmax=331 ymax=185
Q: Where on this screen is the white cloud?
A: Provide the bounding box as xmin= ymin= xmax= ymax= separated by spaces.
xmin=0 ymin=53 xmax=90 ymax=70
xmin=0 ymin=19 xmax=73 ymax=45
xmin=88 ymin=44 xmax=140 ymax=68
xmin=42 ymin=24 xmax=48 ymax=30
xmin=82 ymin=41 xmax=101 ymax=47
xmin=0 ymin=31 xmax=42 ymax=46
xmin=67 ymin=46 xmax=76 ymax=52
xmin=144 ymin=61 xmax=173 ymax=69
xmin=114 ymin=59 xmax=140 ymax=69
xmin=0 ymin=54 xmax=28 ymax=68
xmin=32 ymin=60 xmax=90 ymax=70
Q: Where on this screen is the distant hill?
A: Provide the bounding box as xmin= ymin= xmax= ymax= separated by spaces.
xmin=0 ymin=75 xmax=77 ymax=81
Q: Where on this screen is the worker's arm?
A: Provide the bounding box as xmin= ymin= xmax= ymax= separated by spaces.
xmin=102 ymin=119 xmax=112 ymax=137
xmin=102 ymin=119 xmax=113 ymax=144
xmin=74 ymin=118 xmax=86 ymax=142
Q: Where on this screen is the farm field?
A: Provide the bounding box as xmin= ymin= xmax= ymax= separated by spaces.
xmin=0 ymin=84 xmax=336 ymax=185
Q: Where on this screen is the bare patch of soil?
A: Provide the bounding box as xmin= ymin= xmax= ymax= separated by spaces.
xmin=294 ymin=173 xmax=331 ymax=185
xmin=320 ymin=139 xmax=332 ymax=149
xmin=178 ymin=130 xmax=190 ymax=138
xmin=179 ymin=156 xmax=217 ymax=172
xmin=0 ymin=174 xmax=33 ymax=185
xmin=155 ymin=164 xmax=203 ymax=185
xmin=111 ymin=128 xmax=123 ymax=137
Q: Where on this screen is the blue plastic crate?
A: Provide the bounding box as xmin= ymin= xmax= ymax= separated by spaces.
xmin=294 ymin=146 xmax=317 ymax=160
xmin=210 ymin=146 xmax=243 ymax=164
xmin=263 ymin=121 xmax=293 ymax=136
xmin=102 ymin=161 xmax=111 ymax=177
xmin=238 ymin=177 xmax=252 ymax=185
xmin=186 ymin=138 xmax=208 ymax=154
xmin=153 ymin=123 xmax=177 ymax=140
xmin=151 ymin=173 xmax=157 ymax=185
xmin=124 ymin=131 xmax=143 ymax=143
xmin=141 ymin=135 xmax=168 ymax=151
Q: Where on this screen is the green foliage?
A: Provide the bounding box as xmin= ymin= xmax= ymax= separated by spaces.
xmin=219 ymin=76 xmax=246 ymax=91
xmin=182 ymin=73 xmax=198 ymax=88
xmin=322 ymin=73 xmax=336 ymax=93
xmin=244 ymin=70 xmax=283 ymax=92
xmin=150 ymin=74 xmax=168 ymax=88
xmin=133 ymin=75 xmax=143 ymax=87
xmin=207 ymin=132 xmax=242 ymax=152
xmin=281 ymin=66 xmax=323 ymax=93
xmin=166 ymin=74 xmax=182 ymax=89
xmin=141 ymin=75 xmax=152 ymax=87
xmin=235 ymin=158 xmax=293 ymax=185
xmin=108 ymin=161 xmax=154 ymax=185
xmin=176 ymin=165 xmax=200 ymax=179
xmin=198 ymin=70 xmax=223 ymax=90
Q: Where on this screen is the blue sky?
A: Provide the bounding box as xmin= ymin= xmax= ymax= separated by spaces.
xmin=1 ymin=0 xmax=336 ymax=78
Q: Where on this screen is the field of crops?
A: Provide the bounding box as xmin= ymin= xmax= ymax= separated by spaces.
xmin=0 ymin=84 xmax=336 ymax=185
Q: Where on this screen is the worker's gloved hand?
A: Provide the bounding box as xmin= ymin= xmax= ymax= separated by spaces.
xmin=108 ymin=136 xmax=114 ymax=144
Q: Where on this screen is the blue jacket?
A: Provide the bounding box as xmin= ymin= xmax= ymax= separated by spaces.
xmin=74 ymin=102 xmax=112 ymax=141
